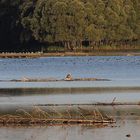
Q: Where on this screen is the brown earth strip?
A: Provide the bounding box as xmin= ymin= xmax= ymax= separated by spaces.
xmin=0 ymin=51 xmax=140 ymax=58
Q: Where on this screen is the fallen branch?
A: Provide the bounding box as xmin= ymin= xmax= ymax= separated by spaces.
xmin=0 ymin=107 xmax=115 ymax=126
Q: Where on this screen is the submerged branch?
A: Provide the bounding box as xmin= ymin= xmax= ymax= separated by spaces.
xmin=0 ymin=107 xmax=115 ymax=126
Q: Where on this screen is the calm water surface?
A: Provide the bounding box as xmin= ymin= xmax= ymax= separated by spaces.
xmin=0 ymin=56 xmax=140 ymax=88
xmin=0 ymin=106 xmax=140 ymax=140
xmin=0 ymin=56 xmax=140 ymax=106
xmin=0 ymin=56 xmax=140 ymax=140
xmin=0 ymin=119 xmax=140 ymax=140
xmin=1 ymin=92 xmax=140 ymax=106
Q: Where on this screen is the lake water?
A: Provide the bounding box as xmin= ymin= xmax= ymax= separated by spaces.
xmin=0 ymin=121 xmax=140 ymax=140
xmin=0 ymin=56 xmax=140 ymax=88
xmin=0 ymin=106 xmax=140 ymax=140
xmin=0 ymin=56 xmax=140 ymax=140
xmin=0 ymin=56 xmax=140 ymax=107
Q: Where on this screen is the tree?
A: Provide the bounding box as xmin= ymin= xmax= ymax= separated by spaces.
xmin=0 ymin=0 xmax=21 ymax=51
xmin=0 ymin=0 xmax=139 ymax=52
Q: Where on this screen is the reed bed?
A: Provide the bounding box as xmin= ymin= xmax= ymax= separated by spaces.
xmin=0 ymin=106 xmax=115 ymax=126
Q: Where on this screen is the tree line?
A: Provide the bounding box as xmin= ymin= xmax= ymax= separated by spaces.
xmin=0 ymin=0 xmax=140 ymax=52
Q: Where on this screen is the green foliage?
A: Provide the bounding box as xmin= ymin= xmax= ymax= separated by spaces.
xmin=0 ymin=0 xmax=140 ymax=51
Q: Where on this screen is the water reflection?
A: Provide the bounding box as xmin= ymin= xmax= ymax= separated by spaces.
xmin=0 ymin=91 xmax=140 ymax=106
xmin=0 ymin=105 xmax=140 ymax=118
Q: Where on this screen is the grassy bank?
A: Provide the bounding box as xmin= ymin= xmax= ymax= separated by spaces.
xmin=0 ymin=51 xmax=140 ymax=58
xmin=0 ymin=45 xmax=140 ymax=58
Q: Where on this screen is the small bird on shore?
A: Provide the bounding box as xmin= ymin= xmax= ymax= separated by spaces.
xmin=65 ymin=73 xmax=73 ymax=81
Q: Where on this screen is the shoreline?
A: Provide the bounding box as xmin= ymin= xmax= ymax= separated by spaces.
xmin=0 ymin=51 xmax=140 ymax=58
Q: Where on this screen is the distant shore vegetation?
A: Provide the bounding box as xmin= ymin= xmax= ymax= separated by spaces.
xmin=0 ymin=0 xmax=140 ymax=52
